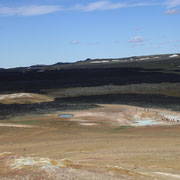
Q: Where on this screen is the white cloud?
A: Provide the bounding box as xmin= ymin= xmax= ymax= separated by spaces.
xmin=164 ymin=9 xmax=179 ymax=14
xmin=73 ymin=1 xmax=126 ymax=11
xmin=0 ymin=1 xmax=162 ymax=16
xmin=73 ymin=1 xmax=158 ymax=12
xmin=129 ymin=2 xmax=160 ymax=7
xmin=166 ymin=0 xmax=180 ymax=8
xmin=71 ymin=41 xmax=80 ymax=45
xmin=128 ymin=36 xmax=145 ymax=44
xmin=0 ymin=5 xmax=62 ymax=16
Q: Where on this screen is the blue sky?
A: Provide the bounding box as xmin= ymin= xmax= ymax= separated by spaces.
xmin=0 ymin=0 xmax=180 ymax=68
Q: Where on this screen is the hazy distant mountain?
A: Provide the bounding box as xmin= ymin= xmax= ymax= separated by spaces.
xmin=45 ymin=53 xmax=180 ymax=70
xmin=29 ymin=64 xmax=47 ymax=70
xmin=52 ymin=62 xmax=71 ymax=66
xmin=1 ymin=53 xmax=180 ymax=71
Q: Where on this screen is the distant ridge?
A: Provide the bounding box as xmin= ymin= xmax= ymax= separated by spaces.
xmin=2 ymin=53 xmax=180 ymax=71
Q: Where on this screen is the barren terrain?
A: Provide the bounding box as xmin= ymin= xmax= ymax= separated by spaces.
xmin=0 ymin=104 xmax=180 ymax=179
xmin=0 ymin=54 xmax=180 ymax=179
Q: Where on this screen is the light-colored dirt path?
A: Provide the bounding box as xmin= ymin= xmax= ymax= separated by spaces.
xmin=0 ymin=123 xmax=35 ymax=128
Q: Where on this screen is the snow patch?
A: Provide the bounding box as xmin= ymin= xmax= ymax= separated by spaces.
xmin=89 ymin=61 xmax=101 ymax=64
xmin=139 ymin=57 xmax=150 ymax=61
xmin=112 ymin=60 xmax=120 ymax=62
xmin=169 ymin=54 xmax=179 ymax=58
xmin=90 ymin=60 xmax=109 ymax=63
xmin=101 ymin=60 xmax=109 ymax=63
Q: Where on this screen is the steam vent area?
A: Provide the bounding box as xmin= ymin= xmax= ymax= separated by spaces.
xmin=0 ymin=53 xmax=180 ymax=179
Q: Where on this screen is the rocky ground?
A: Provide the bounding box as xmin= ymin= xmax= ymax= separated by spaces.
xmin=0 ymin=54 xmax=180 ymax=179
xmin=0 ymin=104 xmax=180 ymax=179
